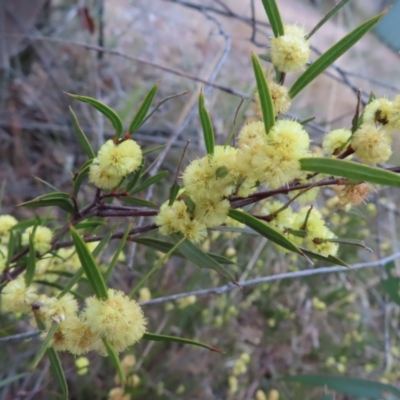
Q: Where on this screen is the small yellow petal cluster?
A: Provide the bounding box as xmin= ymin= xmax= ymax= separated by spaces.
xmin=322 ymin=129 xmax=351 ymax=156
xmin=1 ymin=279 xmax=38 ymax=313
xmin=390 ymin=94 xmax=400 ymax=129
xmin=351 ymin=124 xmax=392 ymax=164
xmin=256 ymin=80 xmax=291 ymax=117
xmin=270 ymin=24 xmax=310 ymax=73
xmin=238 ymin=120 xmax=310 ymax=188
xmin=83 ymin=289 xmax=146 ymax=353
xmin=155 ymin=200 xmax=206 ymax=243
xmin=22 ymin=226 xmax=53 ymax=255
xmin=363 ymin=98 xmax=393 ymax=129
xmin=232 ymin=353 xmax=251 ymax=376
xmin=291 ymin=207 xmax=338 ymax=256
xmin=0 ymin=214 xmax=18 ymax=239
xmin=89 ymin=139 xmax=142 ymax=190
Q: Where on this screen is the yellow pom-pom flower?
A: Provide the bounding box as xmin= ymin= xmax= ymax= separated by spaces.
xmin=363 ymin=98 xmax=393 ymax=128
xmin=89 ymin=158 xmax=123 ymax=190
xmin=156 ymin=200 xmax=206 ymax=243
xmin=60 ymin=315 xmax=104 ymax=355
xmin=0 ymin=215 xmax=18 ymax=237
xmin=41 ymin=293 xmax=78 ymax=324
xmin=97 ymin=139 xmax=142 ymax=177
xmin=238 ymin=121 xmax=266 ymax=148
xmin=194 ymin=195 xmax=230 ymax=227
xmin=322 ymin=129 xmax=351 ymax=155
xmin=1 ymin=279 xmax=38 ymax=313
xmin=351 ymin=123 xmax=392 ymax=164
xmin=267 ymin=120 xmax=310 ymax=157
xmin=335 ymin=183 xmax=373 ymax=205
xmin=256 ymin=81 xmax=291 ymax=117
xmin=270 ymin=24 xmax=310 ymax=73
xmin=389 ymin=94 xmax=400 ymax=129
xmin=83 ymin=289 xmax=146 ymax=353
xmin=22 ymin=226 xmax=53 ymax=255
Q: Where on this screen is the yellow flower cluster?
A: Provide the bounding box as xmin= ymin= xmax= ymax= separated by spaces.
xmin=270 ymin=24 xmax=310 ymax=73
xmin=239 ymin=120 xmax=310 ymax=188
xmin=255 ymin=80 xmax=291 ymax=117
xmin=1 ymin=280 xmax=146 ymax=355
xmin=351 ymin=96 xmax=400 ymax=164
xmin=89 ymin=139 xmax=142 ymax=189
xmin=22 ymin=226 xmax=53 ymax=255
xmin=322 ymin=129 xmax=351 ymax=156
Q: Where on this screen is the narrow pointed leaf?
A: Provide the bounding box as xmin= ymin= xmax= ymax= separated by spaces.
xmin=70 ymin=225 xmax=108 ymax=299
xmin=252 ymin=54 xmax=274 ymax=133
xmin=300 ymin=157 xmax=400 ymax=187
xmin=66 ymin=93 xmax=123 ymax=139
xmin=104 ymin=223 xmax=133 ymax=281
xmin=73 ymin=159 xmax=93 ymax=196
xmin=285 ymin=375 xmax=400 ymax=398
xmin=130 ymin=170 xmax=169 ymax=195
xmin=47 ymin=347 xmax=68 ymax=400
xmin=301 ymin=249 xmax=351 ymax=268
xmin=289 ymin=11 xmax=386 ymax=98
xmin=57 ymin=228 xmax=116 ymax=299
xmin=69 ymin=106 xmax=95 ymax=159
xmin=103 ymin=338 xmax=125 ymax=383
xmin=169 ymin=182 xmax=180 ymax=205
xmin=132 ymin=237 xmax=233 ymax=265
xmin=142 ymin=333 xmax=223 ymax=353
xmin=25 ymin=229 xmax=37 ymax=286
xmin=306 ymin=0 xmax=350 ymax=39
xmin=30 ymin=321 xmax=60 ymax=370
xmin=260 ymin=0 xmax=284 ymax=37
xmin=0 ymin=373 xmax=27 ymax=389
xmin=6 ymin=230 xmax=15 ymax=268
xmin=172 ymin=235 xmax=238 ymax=283
xmin=199 ymin=90 xmax=215 ymax=155
xmin=143 ymin=144 xmax=166 ymax=156
xmin=19 ymin=193 xmax=74 ymax=214
xmin=128 ymin=83 xmax=159 ymax=134
xmin=228 ymin=209 xmax=303 ymax=255
xmin=126 ymin=160 xmax=145 ymax=192
xmin=120 ymin=196 xmax=158 ymax=208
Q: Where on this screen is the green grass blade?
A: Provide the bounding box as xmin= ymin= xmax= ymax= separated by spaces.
xmin=251 ymin=53 xmax=275 ymax=134
xmin=172 ymin=236 xmax=238 ymax=283
xmin=30 ymin=322 xmax=60 ymax=370
xmin=285 ymin=375 xmax=400 ymax=398
xmin=289 ymin=11 xmax=386 ymax=98
xmin=128 ymin=83 xmax=159 ymax=134
xmin=25 ymin=228 xmax=37 ymax=286
xmin=69 ymin=107 xmax=95 ymax=159
xmin=260 ymin=0 xmax=284 ymax=37
xmin=125 ymin=160 xmax=144 ymax=192
xmin=300 ymin=157 xmax=400 ymax=187
xmin=306 ymin=0 xmax=350 ymax=39
xmin=70 ymin=225 xmax=108 ymax=299
xmin=228 ymin=209 xmax=304 ymax=256
xmin=142 ymin=333 xmax=222 ymax=353
xmin=0 ymin=373 xmax=27 ymax=389
xmin=198 ymin=90 xmax=215 ymax=155
xmin=73 ymin=159 xmax=93 ymax=197
xmin=47 ymin=347 xmax=68 ymax=400
xmin=66 ymin=93 xmax=124 ymax=139
xmin=103 ymin=338 xmax=125 ymax=383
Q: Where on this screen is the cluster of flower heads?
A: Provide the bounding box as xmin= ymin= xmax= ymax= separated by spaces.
xmin=89 ymin=138 xmax=142 ymax=190
xmin=2 ymin=280 xmax=146 ymax=356
xmin=0 ymin=214 xmax=146 ymax=355
xmin=322 ymin=96 xmax=400 ymax=164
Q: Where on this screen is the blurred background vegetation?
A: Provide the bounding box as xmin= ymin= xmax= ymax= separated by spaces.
xmin=1 ymin=0 xmax=400 ymax=399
